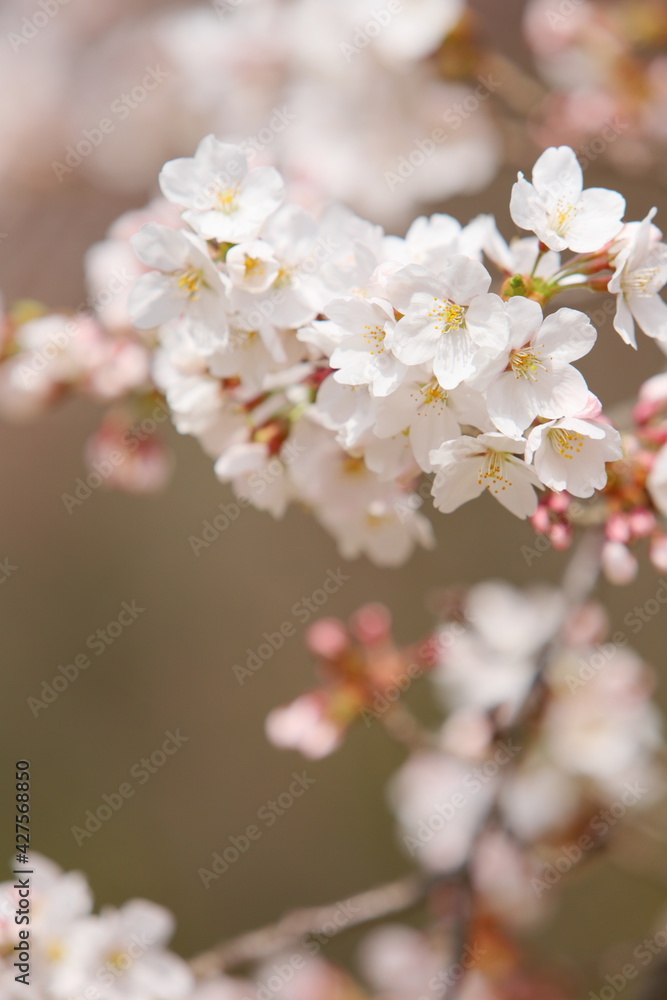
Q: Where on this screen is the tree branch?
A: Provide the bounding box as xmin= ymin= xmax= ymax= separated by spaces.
xmin=190 ymin=873 xmax=427 ymax=978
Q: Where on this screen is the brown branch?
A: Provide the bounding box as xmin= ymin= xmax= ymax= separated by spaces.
xmin=190 ymin=873 xmax=427 ymax=978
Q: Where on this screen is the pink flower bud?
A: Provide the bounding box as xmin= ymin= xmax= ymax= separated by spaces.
xmin=549 ymin=491 xmax=572 ymax=515
xmin=602 ymin=541 xmax=638 ymax=585
xmin=550 ymin=521 xmax=573 ymax=551
xmin=606 ymin=512 xmax=632 ymax=543
xmin=531 ymin=506 xmax=551 ymax=533
xmin=306 ymin=618 xmax=349 ymax=660
xmin=351 ymin=603 xmax=392 ymax=645
xmin=628 ymin=508 xmax=657 ymax=538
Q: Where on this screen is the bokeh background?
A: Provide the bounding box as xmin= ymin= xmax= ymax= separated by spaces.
xmin=1 ymin=0 xmax=667 ymax=991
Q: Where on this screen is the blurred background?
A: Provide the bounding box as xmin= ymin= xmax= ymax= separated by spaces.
xmin=1 ymin=0 xmax=667 ymax=991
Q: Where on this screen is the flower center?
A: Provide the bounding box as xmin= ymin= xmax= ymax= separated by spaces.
xmin=343 ymin=455 xmax=367 ymax=476
xmin=177 ymin=268 xmax=205 ymax=299
xmin=509 ymin=347 xmax=547 ymax=380
xmin=366 ymin=510 xmax=390 ymax=529
xmin=622 ymin=266 xmax=660 ymax=296
xmin=429 ymin=300 xmax=467 ymax=334
xmin=107 ymin=949 xmax=129 ymax=972
xmin=362 ymin=324 xmax=386 ymax=355
xmin=230 ymin=326 xmax=259 ymax=349
xmin=550 ymin=200 xmax=577 ymax=235
xmin=46 ymin=940 xmax=65 ymax=962
xmin=418 ymin=379 xmax=448 ymax=408
xmin=215 ymin=184 xmax=240 ymax=213
xmin=549 ymin=428 xmax=585 ymax=459
xmin=478 ymin=451 xmax=512 ymax=495
xmin=274 ymin=266 xmax=293 ymax=289
xmin=244 ymin=256 xmax=263 ymax=276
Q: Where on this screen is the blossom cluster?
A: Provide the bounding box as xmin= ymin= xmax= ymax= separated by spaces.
xmin=533 ymin=369 xmax=667 ymax=583
xmin=122 ymin=138 xmax=667 ymax=565
xmin=0 ymin=0 xmax=497 ymax=227
xmin=5 ymin=0 xmax=667 ymax=234
xmin=267 ymin=580 xmax=664 ymax=952
xmin=0 ymin=201 xmax=178 ymax=493
xmin=2 ymin=139 xmax=667 ymax=566
xmin=0 ymin=855 xmax=193 ymax=1000
xmin=0 ymin=851 xmax=564 ymax=1000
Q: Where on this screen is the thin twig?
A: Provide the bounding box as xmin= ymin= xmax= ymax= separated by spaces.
xmin=190 ymin=873 xmax=427 ymax=978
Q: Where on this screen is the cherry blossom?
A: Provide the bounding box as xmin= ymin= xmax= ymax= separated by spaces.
xmin=510 ymin=145 xmax=626 ymax=252
xmin=525 ymin=415 xmax=622 ymax=497
xmin=481 ymin=298 xmax=597 ymax=438
xmin=385 ymin=256 xmax=507 ymax=390
xmin=159 ymin=135 xmax=284 ymax=243
xmin=430 ymin=433 xmax=542 ymax=518
xmin=129 ymin=224 xmax=229 ymax=332
xmin=609 ymin=209 xmax=667 ymax=347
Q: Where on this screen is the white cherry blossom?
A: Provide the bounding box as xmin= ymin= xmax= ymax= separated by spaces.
xmin=225 ymin=240 xmax=280 ymax=293
xmin=326 ymin=296 xmax=407 ymax=396
xmin=525 ymin=415 xmax=622 ymax=497
xmin=480 ymin=297 xmax=596 ymax=437
xmin=371 ymin=373 xmax=490 ymax=472
xmin=129 ymin=224 xmax=229 ymax=332
xmin=385 ymin=256 xmax=508 ymax=390
xmin=510 ymin=145 xmax=626 ymax=252
xmin=609 ymin=209 xmax=667 ymax=347
xmin=430 ymin=432 xmax=542 ymax=518
xmin=50 ymin=899 xmax=193 ymax=1000
xmin=159 ymin=136 xmax=284 ymax=243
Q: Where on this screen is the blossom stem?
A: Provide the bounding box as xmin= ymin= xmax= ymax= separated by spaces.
xmin=189 ymin=874 xmax=428 ymax=977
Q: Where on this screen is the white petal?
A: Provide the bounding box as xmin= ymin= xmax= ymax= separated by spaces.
xmin=410 ymin=406 xmax=461 ymax=471
xmin=505 ymin=296 xmax=544 ymax=349
xmin=538 ymin=308 xmax=596 ymax=362
xmin=465 ymin=294 xmax=510 ymax=352
xmin=492 ymin=459 xmax=540 ymax=518
xmin=613 ymin=294 xmax=638 ymax=348
xmin=510 ymin=176 xmax=548 ymax=235
xmin=433 ymin=329 xmax=477 ymax=389
xmin=630 ymin=294 xmax=667 ymax=342
xmin=128 ymin=273 xmax=179 ymax=328
xmin=486 ymin=372 xmax=538 ymax=436
xmin=532 ymin=147 xmax=583 ymax=202
xmin=432 ymin=457 xmax=485 ymax=512
xmin=439 ymin=255 xmax=492 ymax=303
xmin=566 ymin=188 xmax=626 ymax=252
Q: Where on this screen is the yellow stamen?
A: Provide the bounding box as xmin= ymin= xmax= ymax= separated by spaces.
xmin=176 ymin=268 xmax=205 ymax=300
xmin=46 ymin=940 xmax=65 ymax=962
xmin=343 ymin=455 xmax=367 ymax=476
xmin=230 ymin=327 xmax=259 ymax=349
xmin=419 ymin=379 xmax=448 ymax=407
xmin=362 ymin=324 xmax=386 ymax=355
xmin=551 ymin=200 xmax=577 ymax=235
xmin=549 ymin=428 xmax=585 ymax=459
xmin=427 ymin=299 xmax=467 ymax=334
xmin=215 ymin=184 xmax=240 ymax=213
xmin=622 ymin=267 xmax=659 ymax=295
xmin=244 ymin=257 xmax=262 ymax=275
xmin=509 ymin=347 xmax=548 ymax=380
xmin=478 ymin=451 xmax=512 ymax=495
xmin=274 ymin=266 xmax=292 ymax=289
